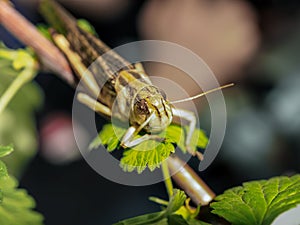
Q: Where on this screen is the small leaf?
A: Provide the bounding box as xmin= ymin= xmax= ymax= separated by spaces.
xmin=77 ymin=19 xmax=98 ymax=36
xmin=166 ymin=189 xmax=187 ymax=215
xmin=120 ymin=142 xmax=175 ymax=173
xmin=114 ymin=211 xmax=166 ymax=225
xmin=37 ymin=24 xmax=52 ymax=40
xmin=0 ymin=147 xmax=43 ymax=224
xmin=0 ymin=145 xmax=13 ymax=158
xmin=0 ymin=151 xmax=43 ymax=224
xmin=185 ymin=218 xmax=211 ymax=225
xmin=0 ymin=176 xmax=44 ymax=225
xmin=88 ymin=136 xmax=102 ymax=150
xmin=168 ymin=214 xmax=189 ymax=225
xmin=114 ymin=189 xmax=209 ymax=225
xmin=0 ymin=161 xmax=8 ymax=180
xmin=12 ymin=49 xmax=34 ymax=70
xmin=92 ymin=123 xmax=208 ymax=173
xmin=175 ymin=199 xmax=200 ymax=221
xmin=91 ymin=123 xmax=126 ymax=152
xmin=168 ymin=215 xmax=210 ymax=225
xmin=165 ymin=125 xmax=186 ymax=152
xmin=194 ymin=129 xmax=208 ymax=149
xmin=211 ymin=175 xmax=300 ymax=225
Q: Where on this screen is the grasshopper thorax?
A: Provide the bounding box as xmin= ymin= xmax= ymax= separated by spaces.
xmin=130 ymin=86 xmax=173 ymax=133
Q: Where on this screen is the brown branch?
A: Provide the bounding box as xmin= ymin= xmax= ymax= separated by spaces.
xmin=0 ymin=0 xmax=75 ymax=86
xmin=167 ymin=156 xmax=216 ymax=205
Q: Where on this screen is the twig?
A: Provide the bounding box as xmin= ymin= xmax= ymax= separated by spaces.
xmin=0 ymin=67 xmax=37 ymax=114
xmin=0 ymin=49 xmax=38 ymax=114
xmin=0 ymin=0 xmax=75 ymax=86
xmin=161 ymin=160 xmax=174 ymax=198
xmin=167 ymin=156 xmax=215 ymax=205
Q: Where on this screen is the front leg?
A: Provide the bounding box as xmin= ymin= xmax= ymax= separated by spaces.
xmin=121 ymin=126 xmax=163 ymax=148
xmin=134 ymin=62 xmax=145 ymax=73
xmin=172 ymin=108 xmax=203 ymax=160
xmin=120 ymin=112 xmax=164 ymax=148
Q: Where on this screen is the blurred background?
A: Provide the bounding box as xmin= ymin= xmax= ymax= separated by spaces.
xmin=1 ymin=0 xmax=300 ymax=224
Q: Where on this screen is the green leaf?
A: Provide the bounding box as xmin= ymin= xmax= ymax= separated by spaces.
xmin=165 ymin=125 xmax=186 ymax=152
xmin=0 ymin=161 xmax=8 ymax=180
xmin=94 ymin=123 xmax=126 ymax=152
xmin=194 ymin=129 xmax=208 ymax=149
xmin=37 ymin=24 xmax=52 ymax=40
xmin=0 ymin=145 xmax=13 ymax=158
xmin=91 ymin=123 xmax=208 ymax=173
xmin=164 ymin=125 xmax=208 ymax=153
xmin=166 ymin=189 xmax=187 ymax=215
xmin=185 ymin=218 xmax=210 ymax=225
xmin=114 ymin=212 xmax=166 ymax=225
xmin=0 ymin=175 xmax=43 ymax=225
xmin=77 ymin=19 xmax=98 ymax=36
xmin=0 ymin=147 xmax=43 ymax=224
xmin=168 ymin=214 xmax=210 ymax=225
xmin=88 ymin=136 xmax=102 ymax=150
xmin=211 ymin=175 xmax=300 ymax=225
xmin=120 ymin=142 xmax=175 ymax=174
xmin=37 ymin=18 xmax=98 ymax=42
xmin=167 ymin=215 xmax=210 ymax=225
xmin=114 ymin=189 xmax=209 ymax=225
xmin=168 ymin=214 xmax=189 ymax=225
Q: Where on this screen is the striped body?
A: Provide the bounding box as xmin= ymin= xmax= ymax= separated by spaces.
xmin=40 ymin=0 xmax=173 ymax=133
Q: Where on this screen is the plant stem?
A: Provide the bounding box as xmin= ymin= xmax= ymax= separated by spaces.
xmin=0 ymin=47 xmax=38 ymax=114
xmin=0 ymin=65 xmax=37 ymax=115
xmin=149 ymin=197 xmax=169 ymax=206
xmin=161 ymin=160 xmax=173 ymax=198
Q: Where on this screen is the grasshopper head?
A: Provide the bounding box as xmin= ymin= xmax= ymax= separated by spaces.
xmin=130 ymin=87 xmax=173 ymax=133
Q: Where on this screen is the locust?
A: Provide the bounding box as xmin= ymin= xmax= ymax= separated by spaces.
xmin=40 ymin=0 xmax=232 ymax=158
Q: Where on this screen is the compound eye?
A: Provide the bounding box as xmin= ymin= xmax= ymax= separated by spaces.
xmin=158 ymin=88 xmax=167 ymax=100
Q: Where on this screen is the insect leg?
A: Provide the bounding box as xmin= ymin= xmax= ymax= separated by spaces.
xmin=172 ymin=108 xmax=196 ymax=145
xmin=77 ymin=92 xmax=112 ymax=117
xmin=51 ymin=32 xmax=100 ymax=97
xmin=134 ymin=62 xmax=145 ymax=73
xmin=120 ymin=113 xmax=164 ymax=148
xmin=121 ymin=127 xmax=163 ymax=148
xmin=172 ymin=108 xmax=203 ymax=160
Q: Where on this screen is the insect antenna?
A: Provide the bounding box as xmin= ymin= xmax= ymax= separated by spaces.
xmin=170 ymin=83 xmax=234 ymax=104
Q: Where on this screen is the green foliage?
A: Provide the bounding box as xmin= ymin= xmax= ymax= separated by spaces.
xmin=114 ymin=189 xmax=210 ymax=225
xmin=90 ymin=124 xmax=208 ymax=173
xmin=121 ymin=142 xmax=175 ymax=174
xmin=0 ymin=176 xmax=44 ymax=225
xmin=0 ymin=44 xmax=36 ymax=73
xmin=0 ymin=44 xmax=42 ymax=176
xmin=166 ymin=189 xmax=186 ymax=214
xmin=37 ymin=19 xmax=97 ymax=41
xmin=40 ymin=0 xmax=97 ymax=37
xmin=211 ymin=175 xmax=300 ymax=225
xmin=0 ymin=146 xmax=44 ymax=225
xmin=36 ymin=24 xmax=52 ymax=40
xmin=0 ymin=145 xmax=14 ymax=158
xmin=0 ymin=161 xmax=8 ymax=182
xmin=77 ymin=19 xmax=98 ymax=36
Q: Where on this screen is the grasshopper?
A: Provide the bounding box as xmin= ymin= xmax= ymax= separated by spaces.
xmin=40 ymin=0 xmax=232 ymax=158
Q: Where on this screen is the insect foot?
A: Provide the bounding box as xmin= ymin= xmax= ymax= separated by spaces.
xmin=186 ymin=145 xmax=204 ymax=161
